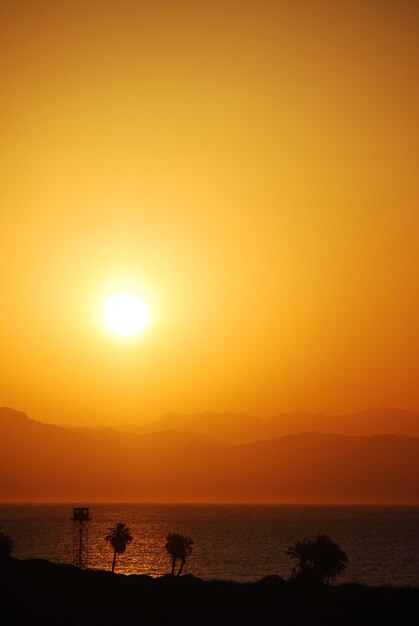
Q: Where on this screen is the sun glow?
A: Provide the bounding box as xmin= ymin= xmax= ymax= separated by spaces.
xmin=103 ymin=293 xmax=149 ymax=337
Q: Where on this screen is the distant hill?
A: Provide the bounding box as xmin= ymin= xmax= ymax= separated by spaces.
xmin=1 ymin=407 xmax=419 ymax=504
xmin=121 ymin=407 xmax=419 ymax=443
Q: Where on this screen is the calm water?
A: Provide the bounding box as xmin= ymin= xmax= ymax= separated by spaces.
xmin=1 ymin=504 xmax=418 ymax=586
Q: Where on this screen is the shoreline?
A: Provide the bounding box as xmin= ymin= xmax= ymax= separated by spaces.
xmin=1 ymin=558 xmax=418 ymax=625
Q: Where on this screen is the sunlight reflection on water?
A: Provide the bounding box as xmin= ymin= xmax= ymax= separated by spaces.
xmin=1 ymin=504 xmax=418 ymax=586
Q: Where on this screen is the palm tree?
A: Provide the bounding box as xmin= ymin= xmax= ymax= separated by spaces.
xmin=285 ymin=534 xmax=348 ymax=585
xmin=0 ymin=528 xmax=13 ymax=560
xmin=165 ymin=532 xmax=194 ymax=576
xmin=285 ymin=537 xmax=316 ymax=583
xmin=312 ymin=534 xmax=348 ymax=584
xmin=105 ymin=523 xmax=133 ymax=573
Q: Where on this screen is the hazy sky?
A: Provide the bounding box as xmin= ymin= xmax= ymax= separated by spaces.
xmin=1 ymin=0 xmax=418 ymax=426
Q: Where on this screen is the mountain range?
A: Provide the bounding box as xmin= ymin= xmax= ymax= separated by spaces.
xmin=119 ymin=407 xmax=419 ymax=443
xmin=1 ymin=406 xmax=419 ymax=503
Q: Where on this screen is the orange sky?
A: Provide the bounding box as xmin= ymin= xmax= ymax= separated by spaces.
xmin=0 ymin=0 xmax=418 ymax=427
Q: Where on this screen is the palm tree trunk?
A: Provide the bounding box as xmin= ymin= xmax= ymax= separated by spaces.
xmin=112 ymin=550 xmax=117 ymax=573
xmin=171 ymin=558 xmax=176 ymax=575
xmin=177 ymin=559 xmax=185 ymax=576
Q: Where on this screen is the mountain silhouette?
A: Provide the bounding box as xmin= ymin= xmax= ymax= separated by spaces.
xmin=118 ymin=407 xmax=419 ymax=443
xmin=1 ymin=407 xmax=419 ymax=503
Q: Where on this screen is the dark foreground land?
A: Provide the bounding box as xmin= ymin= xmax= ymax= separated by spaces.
xmin=1 ymin=559 xmax=418 ymax=626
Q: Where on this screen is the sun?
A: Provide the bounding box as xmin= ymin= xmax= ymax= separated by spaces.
xmin=103 ymin=292 xmax=149 ymax=337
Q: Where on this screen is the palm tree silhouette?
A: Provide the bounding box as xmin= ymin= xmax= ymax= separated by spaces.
xmin=165 ymin=532 xmax=194 ymax=575
xmin=105 ymin=523 xmax=133 ymax=573
xmin=286 ymin=534 xmax=348 ymax=585
xmin=312 ymin=534 xmax=348 ymax=584
xmin=285 ymin=537 xmax=313 ymax=580
xmin=0 ymin=528 xmax=13 ymax=560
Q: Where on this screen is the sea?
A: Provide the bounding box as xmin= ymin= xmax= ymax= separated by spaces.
xmin=1 ymin=504 xmax=418 ymax=586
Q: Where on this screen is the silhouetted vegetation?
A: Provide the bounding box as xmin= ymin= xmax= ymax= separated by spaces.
xmin=165 ymin=532 xmax=194 ymax=575
xmin=105 ymin=523 xmax=133 ymax=572
xmin=1 ymin=557 xmax=417 ymax=626
xmin=0 ymin=528 xmax=13 ymax=560
xmin=5 ymin=503 xmax=417 ymax=626
xmin=286 ymin=534 xmax=348 ymax=585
